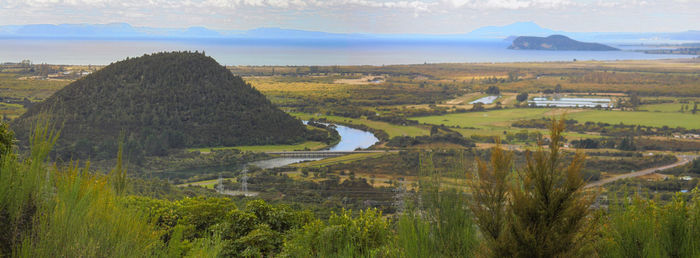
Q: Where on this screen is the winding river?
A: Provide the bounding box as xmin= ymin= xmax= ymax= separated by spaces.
xmin=246 ymin=123 xmax=379 ymax=169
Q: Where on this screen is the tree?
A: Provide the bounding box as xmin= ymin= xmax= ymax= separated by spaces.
xmin=430 ymin=126 xmax=440 ymax=136
xmin=0 ymin=121 xmax=13 ymax=159
xmin=693 ymin=102 xmax=698 ymax=114
xmin=554 ymin=84 xmax=562 ymax=93
xmin=506 ymin=118 xmax=596 ymax=257
xmin=486 ymin=86 xmax=500 ymax=95
xmin=618 ymin=136 xmax=636 ymax=151
xmin=516 ymin=92 xmax=529 ymax=102
xmin=469 ymin=143 xmax=513 ymax=257
xmin=469 ymin=118 xmax=596 ymax=257
xmin=508 ymin=71 xmax=520 ymax=81
xmin=628 ymin=93 xmax=641 ymax=109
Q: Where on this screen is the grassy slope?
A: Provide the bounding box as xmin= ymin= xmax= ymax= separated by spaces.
xmin=290 ymin=152 xmax=390 ymax=168
xmin=187 ymin=141 xmax=328 ymax=153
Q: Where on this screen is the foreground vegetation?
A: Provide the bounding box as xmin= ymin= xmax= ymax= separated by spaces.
xmin=3 ymin=119 xmax=700 ymax=257
xmin=2 ymin=57 xmax=700 ymax=257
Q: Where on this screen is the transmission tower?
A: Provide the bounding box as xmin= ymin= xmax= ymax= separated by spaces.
xmin=241 ymin=168 xmax=249 ymax=197
xmin=216 ymin=173 xmax=224 ymax=194
xmin=393 ymin=179 xmax=406 ymax=214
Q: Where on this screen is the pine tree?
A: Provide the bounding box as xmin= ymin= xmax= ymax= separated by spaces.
xmin=506 ymin=118 xmax=596 ymax=257
xmin=469 ymin=142 xmax=513 ymax=257
xmin=470 ymin=118 xmax=597 ymax=257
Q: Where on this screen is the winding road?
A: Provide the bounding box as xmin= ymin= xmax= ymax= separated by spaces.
xmin=585 ymin=155 xmax=698 ymax=188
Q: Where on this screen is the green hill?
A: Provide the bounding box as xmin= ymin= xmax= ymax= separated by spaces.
xmin=508 ymin=35 xmax=619 ymax=51
xmin=13 ymin=52 xmax=319 ymax=159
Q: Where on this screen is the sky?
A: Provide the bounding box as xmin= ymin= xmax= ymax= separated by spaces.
xmin=0 ymin=0 xmax=698 ymax=34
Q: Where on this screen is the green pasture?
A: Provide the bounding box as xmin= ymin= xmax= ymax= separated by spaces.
xmin=187 ymin=141 xmax=328 ymax=153
xmin=177 ymin=178 xmax=236 ymax=189
xmin=638 ymin=103 xmax=695 ymax=113
xmin=290 ymin=152 xmax=390 ymax=168
xmin=411 ymin=108 xmax=553 ymax=129
xmin=568 ymin=110 xmax=700 ymax=129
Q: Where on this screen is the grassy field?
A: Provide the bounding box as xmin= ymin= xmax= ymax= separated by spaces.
xmin=176 ymin=178 xmax=239 ymax=189
xmin=0 ymin=73 xmax=70 ymax=100
xmin=411 ymin=108 xmax=555 ymax=129
xmin=290 ymin=152 xmax=391 ymax=168
xmin=453 ymin=127 xmax=599 ymax=140
xmin=0 ymin=102 xmax=26 ymax=119
xmin=638 ymin=103 xmax=697 ymax=113
xmin=292 ymin=112 xmax=430 ymax=137
xmin=0 ymin=73 xmax=72 ymax=118
xmin=568 ymin=110 xmax=700 ymax=129
xmin=176 ymin=178 xmax=221 ymax=189
xmin=187 ymin=141 xmax=328 ymax=153
xmin=413 ymin=107 xmax=700 ymax=131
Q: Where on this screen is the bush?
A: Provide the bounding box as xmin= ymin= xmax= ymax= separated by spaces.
xmin=281 ymin=209 xmax=393 ymax=257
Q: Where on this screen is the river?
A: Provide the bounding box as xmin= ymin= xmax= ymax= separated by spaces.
xmin=245 ymin=122 xmax=379 ymax=169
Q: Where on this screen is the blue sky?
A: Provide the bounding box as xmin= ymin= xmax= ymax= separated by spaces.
xmin=0 ymin=0 xmax=698 ymax=33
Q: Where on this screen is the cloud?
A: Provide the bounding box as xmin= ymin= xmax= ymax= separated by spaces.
xmin=1 ymin=0 xmax=570 ymax=11
xmin=443 ymin=0 xmax=573 ymax=9
xmin=0 ymin=0 xmax=697 ymax=33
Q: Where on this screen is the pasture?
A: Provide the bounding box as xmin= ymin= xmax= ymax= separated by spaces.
xmin=290 ymin=152 xmax=390 ymax=168
xmin=639 ymin=103 xmax=696 ymax=113
xmin=411 ymin=108 xmax=555 ymax=129
xmin=187 ymin=141 xmax=328 ymax=153
xmin=568 ymin=110 xmax=700 ymax=129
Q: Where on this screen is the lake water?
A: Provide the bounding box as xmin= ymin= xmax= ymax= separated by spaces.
xmin=0 ymin=38 xmax=688 ymax=66
xmin=469 ymin=95 xmax=499 ymax=104
xmin=327 ymin=124 xmax=379 ymax=151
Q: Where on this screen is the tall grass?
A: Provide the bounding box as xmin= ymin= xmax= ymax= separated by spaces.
xmin=18 ymin=162 xmax=159 ymax=257
xmin=395 ymin=151 xmax=479 ymax=257
xmin=600 ymin=191 xmax=700 ymax=257
xmin=0 ymin=120 xmax=59 ymax=256
xmin=0 ymin=120 xmax=224 ymax=257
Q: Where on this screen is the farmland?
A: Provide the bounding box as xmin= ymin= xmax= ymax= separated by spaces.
xmin=568 ymin=110 xmax=700 ymax=129
xmin=187 ymin=141 xmax=328 ymax=153
xmin=3 ymin=59 xmax=699 ymax=194
xmin=3 ymin=56 xmax=700 ymax=258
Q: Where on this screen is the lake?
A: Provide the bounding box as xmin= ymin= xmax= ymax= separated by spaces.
xmin=469 ymin=95 xmax=499 ymax=104
xmin=0 ymin=38 xmax=688 ymax=66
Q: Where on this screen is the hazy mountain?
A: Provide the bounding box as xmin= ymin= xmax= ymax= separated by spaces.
xmin=4 ymin=23 xmax=140 ymax=38
xmin=508 ymin=35 xmax=620 ymax=51
xmin=0 ymin=22 xmax=698 ymax=42
xmin=0 ymin=23 xmax=224 ymax=38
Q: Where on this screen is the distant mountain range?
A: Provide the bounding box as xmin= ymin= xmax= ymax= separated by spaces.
xmin=0 ymin=22 xmax=698 ymax=43
xmin=509 ymin=35 xmax=619 ymax=51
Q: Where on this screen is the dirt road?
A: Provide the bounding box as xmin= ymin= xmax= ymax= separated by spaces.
xmin=585 ymin=155 xmax=697 ymax=188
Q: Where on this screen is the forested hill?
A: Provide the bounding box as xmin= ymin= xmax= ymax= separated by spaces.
xmin=508 ymin=35 xmax=620 ymax=51
xmin=13 ymin=52 xmax=310 ymax=159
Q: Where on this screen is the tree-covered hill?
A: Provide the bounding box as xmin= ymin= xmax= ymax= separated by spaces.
xmin=13 ymin=51 xmax=314 ymax=159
